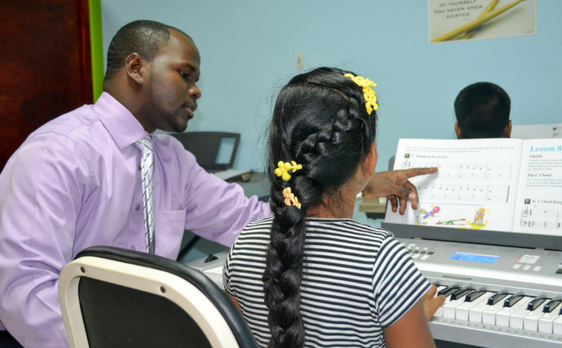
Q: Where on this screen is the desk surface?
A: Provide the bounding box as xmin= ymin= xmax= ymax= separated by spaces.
xmin=236 ymin=172 xmax=269 ymax=201
xmin=358 ymin=197 xmax=387 ymax=220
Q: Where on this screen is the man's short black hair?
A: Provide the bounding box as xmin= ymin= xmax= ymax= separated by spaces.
xmin=104 ymin=20 xmax=190 ymax=81
xmin=454 ymin=82 xmax=511 ymax=139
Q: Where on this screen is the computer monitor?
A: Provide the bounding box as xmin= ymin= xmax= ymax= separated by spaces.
xmin=171 ymin=132 xmax=240 ymax=173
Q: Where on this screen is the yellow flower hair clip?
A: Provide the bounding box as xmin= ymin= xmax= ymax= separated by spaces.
xmin=274 ymin=161 xmax=303 ymax=181
xmin=344 ymin=73 xmax=378 ymax=115
xmin=282 ymin=187 xmax=301 ymax=209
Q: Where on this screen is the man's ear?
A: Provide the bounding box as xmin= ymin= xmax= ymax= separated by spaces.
xmin=503 ymin=120 xmax=512 ymax=138
xmin=125 ymin=53 xmax=145 ymax=85
xmin=454 ymin=122 xmax=463 ymax=139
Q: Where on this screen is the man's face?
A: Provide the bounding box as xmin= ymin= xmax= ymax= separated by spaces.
xmin=141 ymin=29 xmax=201 ymax=133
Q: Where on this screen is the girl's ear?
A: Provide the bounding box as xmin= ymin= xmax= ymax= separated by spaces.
xmin=362 ymin=143 xmax=378 ymax=179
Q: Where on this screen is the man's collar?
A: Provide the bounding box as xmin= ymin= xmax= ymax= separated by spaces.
xmin=93 ymin=92 xmax=149 ymax=149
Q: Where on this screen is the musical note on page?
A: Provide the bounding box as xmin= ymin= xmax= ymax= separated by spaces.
xmin=520 ymin=208 xmax=561 ymax=230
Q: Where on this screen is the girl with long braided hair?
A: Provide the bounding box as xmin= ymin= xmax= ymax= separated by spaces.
xmin=224 ymin=67 xmax=442 ymax=348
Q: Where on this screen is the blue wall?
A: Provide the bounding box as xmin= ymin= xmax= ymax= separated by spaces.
xmin=100 ymin=1 xmax=561 ymax=173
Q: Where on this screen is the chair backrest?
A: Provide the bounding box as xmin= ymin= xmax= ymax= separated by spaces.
xmin=58 ymin=246 xmax=259 ymax=348
xmin=171 ymin=132 xmax=240 ymax=172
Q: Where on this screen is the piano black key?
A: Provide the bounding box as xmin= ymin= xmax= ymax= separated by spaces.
xmin=527 ymin=297 xmax=547 ymax=311
xmin=465 ymin=290 xmax=487 ymax=302
xmin=504 ymin=294 xmax=524 ymax=308
xmin=438 ymin=286 xmax=461 ymax=298
xmin=451 ymin=288 xmax=475 ymax=301
xmin=543 ymin=299 xmax=562 ymax=313
xmin=487 ymin=292 xmax=509 ymax=306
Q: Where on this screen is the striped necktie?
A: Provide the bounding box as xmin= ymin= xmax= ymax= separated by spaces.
xmin=135 ymin=136 xmax=155 ymax=254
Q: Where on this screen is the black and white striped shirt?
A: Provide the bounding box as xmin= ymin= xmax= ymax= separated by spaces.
xmin=223 ymin=217 xmax=430 ymax=348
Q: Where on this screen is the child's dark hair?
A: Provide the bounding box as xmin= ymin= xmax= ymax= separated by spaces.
xmin=263 ymin=67 xmax=378 ymax=348
xmin=454 ymin=82 xmax=511 ymax=139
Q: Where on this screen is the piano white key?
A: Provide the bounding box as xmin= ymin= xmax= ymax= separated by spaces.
xmin=435 ymin=296 xmax=451 ymax=318
xmin=538 ymin=302 xmax=562 ymax=334
xmin=482 ymin=300 xmax=506 ymax=325
xmin=524 ymin=302 xmax=550 ymax=332
xmin=442 ymin=288 xmax=475 ymax=319
xmin=510 ymin=297 xmax=540 ymax=329
xmin=468 ymin=292 xmax=496 ymax=323
xmin=435 ymin=286 xmax=459 ymax=318
xmin=496 ymin=296 xmax=532 ymax=327
xmin=443 ymin=297 xmax=467 ymax=319
xmin=434 ymin=286 xmax=447 ymax=318
xmin=456 ymin=291 xmax=494 ymax=322
xmin=553 ymin=314 xmax=562 ymax=335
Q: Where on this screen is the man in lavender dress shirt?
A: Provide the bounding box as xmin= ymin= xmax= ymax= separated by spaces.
xmin=0 ymin=20 xmax=434 ymax=347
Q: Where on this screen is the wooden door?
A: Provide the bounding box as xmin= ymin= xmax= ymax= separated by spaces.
xmin=0 ymin=0 xmax=93 ymax=171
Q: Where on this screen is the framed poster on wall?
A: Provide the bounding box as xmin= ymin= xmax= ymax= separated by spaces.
xmin=428 ymin=0 xmax=536 ymax=43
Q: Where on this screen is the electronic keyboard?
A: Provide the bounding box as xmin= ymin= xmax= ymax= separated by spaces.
xmin=399 ymin=238 xmax=562 ymax=348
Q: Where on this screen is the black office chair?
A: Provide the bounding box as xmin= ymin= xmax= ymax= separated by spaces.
xmin=171 ymin=132 xmax=240 ymax=173
xmin=58 ymin=246 xmax=259 ymax=348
